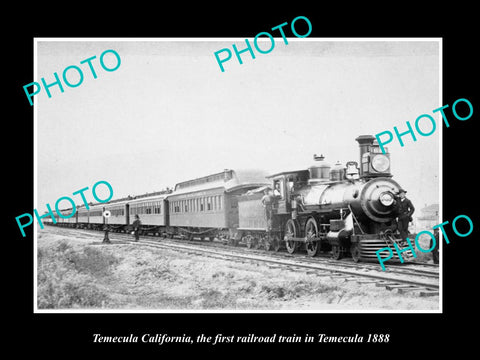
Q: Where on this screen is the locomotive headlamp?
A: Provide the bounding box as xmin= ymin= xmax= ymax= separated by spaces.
xmin=371 ymin=154 xmax=390 ymax=172
xmin=379 ymin=192 xmax=394 ymax=206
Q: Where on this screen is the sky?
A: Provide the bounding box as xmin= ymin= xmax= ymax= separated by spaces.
xmin=35 ymin=39 xmax=440 ymax=214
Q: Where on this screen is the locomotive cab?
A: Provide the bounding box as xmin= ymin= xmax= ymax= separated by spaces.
xmin=267 ymin=170 xmax=309 ymax=215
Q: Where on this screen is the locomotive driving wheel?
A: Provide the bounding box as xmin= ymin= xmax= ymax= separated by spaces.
xmin=284 ymin=219 xmax=298 ymax=254
xmin=305 ymin=218 xmax=319 ymax=257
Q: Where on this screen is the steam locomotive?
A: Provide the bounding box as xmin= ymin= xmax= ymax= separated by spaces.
xmin=51 ymin=135 xmax=413 ymax=263
xmin=237 ymin=135 xmax=412 ymax=262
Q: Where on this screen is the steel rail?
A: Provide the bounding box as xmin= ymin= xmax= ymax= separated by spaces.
xmin=43 ymin=226 xmax=439 ymax=291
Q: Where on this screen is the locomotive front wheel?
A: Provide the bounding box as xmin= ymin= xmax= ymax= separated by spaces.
xmin=305 ymin=218 xmax=319 ymax=257
xmin=350 ymin=244 xmax=360 ymax=263
xmin=331 ymin=245 xmax=341 ymax=260
xmin=285 ymin=219 xmax=298 ymax=254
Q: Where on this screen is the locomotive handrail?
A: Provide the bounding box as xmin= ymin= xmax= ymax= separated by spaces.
xmin=348 ymin=204 xmax=365 ymax=234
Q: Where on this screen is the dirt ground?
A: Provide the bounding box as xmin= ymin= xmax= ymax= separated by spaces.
xmin=36 ymin=228 xmax=440 ymax=311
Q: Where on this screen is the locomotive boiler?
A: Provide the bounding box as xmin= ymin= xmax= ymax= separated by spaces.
xmin=237 ymin=135 xmax=413 ymax=263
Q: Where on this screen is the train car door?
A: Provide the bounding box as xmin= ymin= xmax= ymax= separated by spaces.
xmin=163 ymin=198 xmax=169 ymax=227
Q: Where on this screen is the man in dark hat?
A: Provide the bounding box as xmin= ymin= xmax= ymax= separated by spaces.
xmin=396 ymin=189 xmax=415 ymax=242
xmin=132 ymin=214 xmax=141 ymax=242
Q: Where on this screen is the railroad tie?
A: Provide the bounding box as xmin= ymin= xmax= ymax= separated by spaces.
xmin=328 ymin=274 xmax=349 ymax=279
xmin=385 ymin=284 xmax=417 ymax=291
xmin=418 ymin=289 xmax=439 ymax=297
xmin=355 ymin=279 xmax=380 ymax=284
xmin=397 ymin=287 xmax=438 ymax=296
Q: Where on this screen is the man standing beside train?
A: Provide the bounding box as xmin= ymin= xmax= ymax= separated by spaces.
xmin=396 ymin=189 xmax=415 ymax=242
xmin=133 ymin=214 xmax=141 ymax=242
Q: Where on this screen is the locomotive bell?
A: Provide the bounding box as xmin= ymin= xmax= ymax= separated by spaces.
xmin=345 ymin=161 xmax=359 ymax=179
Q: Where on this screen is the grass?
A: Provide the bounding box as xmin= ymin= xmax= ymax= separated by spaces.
xmin=37 ymin=234 xmax=439 ymax=310
xmin=37 ymin=241 xmax=118 ymax=309
xmin=259 ymin=280 xmax=343 ymax=302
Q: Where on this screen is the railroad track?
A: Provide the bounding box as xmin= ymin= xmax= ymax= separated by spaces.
xmin=42 ymin=226 xmax=439 ymax=297
xmin=64 ymin=226 xmax=439 ymax=277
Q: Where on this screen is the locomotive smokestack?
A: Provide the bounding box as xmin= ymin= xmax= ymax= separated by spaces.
xmin=355 ymin=135 xmax=375 ymax=176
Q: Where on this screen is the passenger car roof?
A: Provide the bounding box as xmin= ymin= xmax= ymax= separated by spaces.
xmin=169 ymin=169 xmax=269 ymax=196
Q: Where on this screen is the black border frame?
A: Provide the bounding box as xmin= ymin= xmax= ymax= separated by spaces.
xmin=8 ymin=5 xmax=478 ymax=355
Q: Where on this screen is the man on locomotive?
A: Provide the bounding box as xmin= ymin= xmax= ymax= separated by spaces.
xmin=273 ymin=182 xmax=282 ymax=197
xmin=396 ymin=189 xmax=415 ymax=242
xmin=261 ymin=189 xmax=274 ymax=230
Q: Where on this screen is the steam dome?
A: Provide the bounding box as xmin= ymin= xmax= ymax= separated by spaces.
xmin=308 ymin=154 xmax=331 ymax=183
